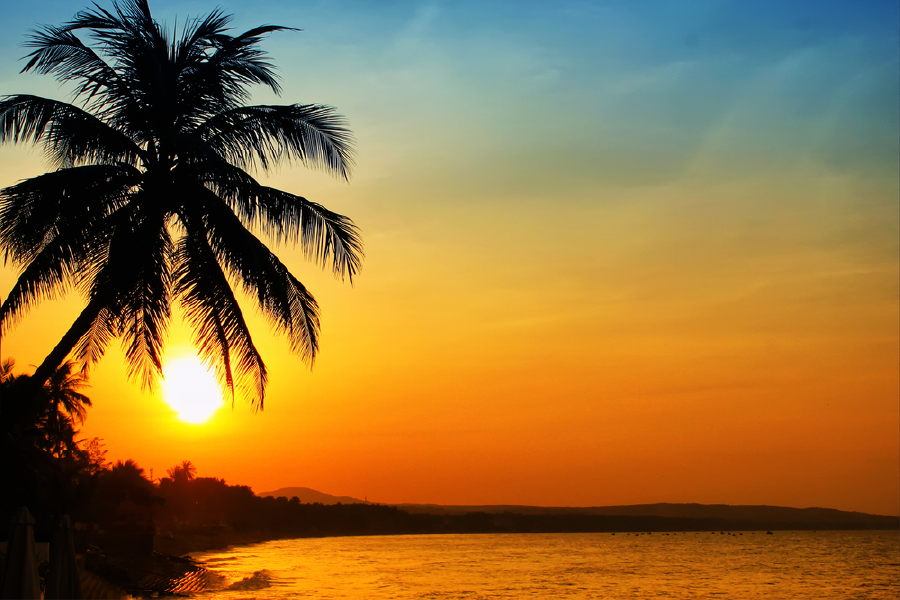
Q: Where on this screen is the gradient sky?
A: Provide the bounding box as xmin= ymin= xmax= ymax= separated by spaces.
xmin=0 ymin=0 xmax=897 ymax=515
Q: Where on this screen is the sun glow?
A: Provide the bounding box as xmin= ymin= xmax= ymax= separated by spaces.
xmin=162 ymin=356 xmax=223 ymax=424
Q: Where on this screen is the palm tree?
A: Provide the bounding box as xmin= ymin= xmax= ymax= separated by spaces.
xmin=40 ymin=360 xmax=92 ymax=460
xmin=43 ymin=360 xmax=92 ymax=426
xmin=166 ymin=459 xmax=197 ymax=483
xmin=111 ymin=458 xmax=146 ymax=479
xmin=0 ymin=357 xmax=18 ymax=384
xmin=178 ymin=459 xmax=197 ymax=481
xmin=0 ymin=0 xmax=362 ymax=408
xmin=105 ymin=458 xmax=156 ymax=504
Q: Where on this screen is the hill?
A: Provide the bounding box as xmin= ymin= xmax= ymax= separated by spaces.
xmin=394 ymin=502 xmax=897 ymax=529
xmin=258 ymin=487 xmax=368 ymax=505
xmin=256 ymin=487 xmax=896 ymax=530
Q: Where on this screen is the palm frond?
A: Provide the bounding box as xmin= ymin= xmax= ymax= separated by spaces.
xmin=21 ymin=26 xmax=119 ymax=105
xmin=173 ymin=224 xmax=267 ymax=408
xmin=57 ymin=1 xmax=170 ymax=140
xmin=0 ymin=166 xmax=137 ymax=334
xmin=0 ymin=235 xmax=79 ymax=336
xmin=0 ymin=164 xmax=136 ymax=265
xmin=0 ymin=95 xmax=144 ymax=167
xmin=257 ymin=187 xmax=363 ymax=282
xmin=178 ymin=161 xmax=363 ymax=279
xmin=176 ymin=23 xmax=292 ymax=116
xmin=176 ymin=25 xmax=297 ymax=124
xmin=175 ymin=9 xmax=232 ymax=57
xmin=70 ymin=0 xmax=159 ymax=53
xmin=93 ymin=211 xmax=173 ymax=390
xmin=204 ymin=25 xmax=296 ymax=93
xmin=73 ymin=306 xmax=119 ymax=372
xmin=179 ymin=188 xmax=321 ymax=364
xmin=198 ymin=104 xmax=354 ymax=178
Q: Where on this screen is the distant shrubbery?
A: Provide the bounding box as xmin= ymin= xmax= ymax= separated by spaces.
xmin=154 ymin=474 xmax=432 ymax=537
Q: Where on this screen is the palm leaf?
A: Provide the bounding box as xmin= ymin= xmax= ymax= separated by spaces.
xmin=257 ymin=187 xmax=363 ymax=282
xmin=80 ymin=204 xmax=173 ymax=389
xmin=198 ymin=104 xmax=354 ymax=178
xmin=0 ymin=164 xmax=133 ymax=264
xmin=0 ymin=95 xmax=144 ymax=167
xmin=179 ymin=188 xmax=320 ymax=364
xmin=0 ymin=166 xmax=137 ymax=333
xmin=22 ymin=26 xmax=120 ymax=105
xmin=173 ymin=223 xmax=267 ymax=408
xmin=175 ymin=24 xmax=294 ymax=124
xmin=179 ymin=161 xmax=363 ymax=279
xmin=113 ymin=217 xmax=173 ymax=389
xmin=72 ymin=306 xmax=119 ymax=371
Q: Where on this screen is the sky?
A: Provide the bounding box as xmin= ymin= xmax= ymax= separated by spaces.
xmin=0 ymin=0 xmax=897 ymax=515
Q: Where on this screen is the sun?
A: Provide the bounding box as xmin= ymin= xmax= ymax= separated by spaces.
xmin=162 ymin=356 xmax=224 ymax=424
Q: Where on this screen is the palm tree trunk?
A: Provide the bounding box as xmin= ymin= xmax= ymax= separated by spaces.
xmin=29 ymin=296 xmax=105 ymax=391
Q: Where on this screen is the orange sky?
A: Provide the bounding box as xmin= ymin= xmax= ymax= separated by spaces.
xmin=1 ymin=0 xmax=897 ymax=516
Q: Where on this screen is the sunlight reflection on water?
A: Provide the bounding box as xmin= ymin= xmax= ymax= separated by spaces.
xmin=193 ymin=530 xmax=900 ymax=599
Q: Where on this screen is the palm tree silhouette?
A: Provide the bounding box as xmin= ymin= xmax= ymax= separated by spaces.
xmin=40 ymin=360 xmax=92 ymax=461
xmin=43 ymin=360 xmax=92 ymax=426
xmin=107 ymin=458 xmax=156 ymax=502
xmin=0 ymin=357 xmax=17 ymax=384
xmin=0 ymin=0 xmax=362 ymax=408
xmin=166 ymin=459 xmax=197 ymax=483
xmin=111 ymin=458 xmax=146 ymax=479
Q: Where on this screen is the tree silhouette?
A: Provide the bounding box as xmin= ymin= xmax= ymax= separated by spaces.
xmin=111 ymin=459 xmax=146 ymax=480
xmin=97 ymin=458 xmax=157 ymax=507
xmin=43 ymin=360 xmax=92 ymax=424
xmin=40 ymin=360 xmax=92 ymax=461
xmin=0 ymin=358 xmax=91 ymax=460
xmin=82 ymin=437 xmax=108 ymax=475
xmin=166 ymin=459 xmax=196 ymax=483
xmin=0 ymin=358 xmax=101 ymax=515
xmin=0 ymin=357 xmax=17 ymax=383
xmin=0 ymin=0 xmax=362 ymax=408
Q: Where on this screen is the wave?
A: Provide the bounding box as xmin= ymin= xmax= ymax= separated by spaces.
xmin=225 ymin=570 xmax=272 ymax=591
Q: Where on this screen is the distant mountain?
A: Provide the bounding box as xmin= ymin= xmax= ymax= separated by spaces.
xmin=259 ymin=487 xmax=368 ymax=505
xmin=255 ymin=489 xmax=896 ymax=530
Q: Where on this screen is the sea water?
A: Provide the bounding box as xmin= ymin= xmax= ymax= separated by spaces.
xmin=194 ymin=530 xmax=899 ymax=599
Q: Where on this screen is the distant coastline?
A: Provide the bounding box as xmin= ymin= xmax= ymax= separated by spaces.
xmin=259 ymin=486 xmax=899 ymax=524
xmin=154 ymin=488 xmax=899 ymax=556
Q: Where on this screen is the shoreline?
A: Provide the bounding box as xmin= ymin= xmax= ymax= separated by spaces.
xmin=154 ymin=530 xmax=290 ymax=557
xmin=156 ymin=526 xmax=900 ymax=559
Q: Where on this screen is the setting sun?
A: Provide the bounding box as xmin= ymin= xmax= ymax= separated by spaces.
xmin=162 ymin=357 xmax=223 ymax=424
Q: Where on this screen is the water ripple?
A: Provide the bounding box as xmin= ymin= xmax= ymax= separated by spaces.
xmin=194 ymin=531 xmax=900 ymax=599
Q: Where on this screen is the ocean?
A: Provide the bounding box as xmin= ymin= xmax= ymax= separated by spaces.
xmin=193 ymin=530 xmax=899 ymax=599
